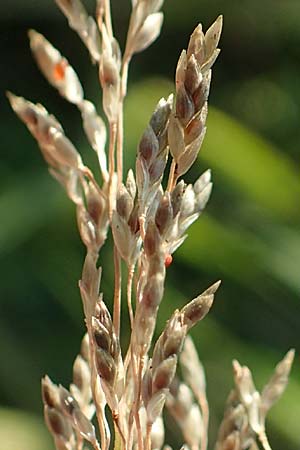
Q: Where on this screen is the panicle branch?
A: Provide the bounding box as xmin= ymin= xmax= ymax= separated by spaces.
xmin=8 ymin=3 xmax=295 ymax=450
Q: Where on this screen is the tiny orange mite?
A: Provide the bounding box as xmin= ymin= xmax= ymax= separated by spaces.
xmin=53 ymin=60 xmax=67 ymax=82
xmin=164 ymin=254 xmax=173 ymax=267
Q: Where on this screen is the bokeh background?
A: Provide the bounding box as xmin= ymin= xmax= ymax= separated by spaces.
xmin=1 ymin=0 xmax=300 ymax=449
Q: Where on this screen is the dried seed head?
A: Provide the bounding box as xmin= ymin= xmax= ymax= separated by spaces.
xmin=151 ymin=416 xmax=165 ymax=450
xmin=146 ymin=389 xmax=168 ymax=424
xmin=128 ymin=203 xmax=140 ymax=234
xmin=142 ymin=274 xmax=165 ymax=310
xmin=184 ymin=404 xmax=203 ymax=448
xmin=55 ymin=0 xmax=101 ymax=62
xmin=204 ymin=15 xmax=223 ymax=62
xmin=171 ymin=180 xmax=185 ymax=216
xmin=7 ymin=93 xmax=82 ymax=170
xmin=180 ymin=336 xmax=206 ymax=396
xmin=116 ymin=184 xmax=134 ymax=221
xmin=29 ymin=30 xmax=84 ymax=104
xmin=180 ymin=281 xmax=220 ymax=331
xmin=133 ymin=307 xmax=157 ymax=352
xmin=163 ymin=317 xmax=186 ymax=359
xmin=42 ymin=376 xmax=60 ymax=408
xmin=99 ymin=51 xmax=120 ymax=122
xmin=139 ymin=125 xmax=159 ymax=165
xmin=176 ymin=126 xmax=206 ymax=178
xmin=192 ymin=71 xmax=211 ymax=112
xmin=59 ymin=385 xmax=80 ymax=416
xmin=152 ymin=355 xmax=178 ymax=392
xmin=80 ymin=252 xmax=101 ymax=318
xmin=48 ymin=127 xmax=82 ymax=169
xmin=148 ymin=149 xmax=168 ymax=183
xmin=95 ymin=347 xmax=116 ymax=385
xmin=45 ymin=406 xmax=73 ymax=441
xmin=184 ymin=114 xmax=204 ymax=146
xmin=92 ymin=316 xmax=111 ymax=352
xmin=222 ymin=432 xmax=241 ymax=450
xmin=155 ymin=193 xmax=173 ymax=236
xmin=176 ymin=84 xmax=195 ymax=127
xmin=194 ymin=169 xmax=211 ymax=194
xmin=99 ymin=53 xmax=120 ymax=88
xmin=168 ymin=114 xmax=185 ymax=160
xmin=80 ymin=100 xmax=108 ymax=180
xmin=142 ymin=361 xmax=153 ymax=405
xmin=73 ymin=408 xmax=96 ymax=442
xmin=150 ymin=95 xmax=173 ymax=136
xmin=176 ymin=50 xmax=187 ymax=87
xmin=77 ymin=205 xmax=97 ymax=250
xmin=184 ymin=55 xmax=202 ymax=95
xmin=195 ymin=182 xmax=213 ymax=212
xmin=144 ymin=220 xmax=161 ymax=257
xmin=181 ymin=294 xmax=213 ymax=330
xmin=192 ymin=87 xmax=205 ymax=115
xmin=126 ymin=169 xmax=137 ymax=200
xmin=132 ymin=12 xmax=164 ymax=54
xmin=187 ymin=24 xmax=205 ymax=62
xmin=80 ymin=333 xmax=90 ymax=361
xmin=261 ymin=349 xmax=295 ymax=415
xmin=112 ymin=210 xmax=141 ymax=264
xmin=96 ymin=300 xmax=114 ymax=333
xmin=202 ymin=280 xmax=222 ymax=295
xmin=86 ymin=183 xmax=107 ymax=228
xmin=73 ymin=354 xmax=91 ymax=392
xmin=180 ymin=184 xmax=196 ymax=217
xmin=152 ymin=311 xmax=186 ymax=377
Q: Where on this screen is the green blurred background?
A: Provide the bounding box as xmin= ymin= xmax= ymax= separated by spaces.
xmin=1 ymin=0 xmax=300 ymax=449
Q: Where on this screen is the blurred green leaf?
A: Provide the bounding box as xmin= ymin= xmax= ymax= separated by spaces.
xmin=0 ymin=408 xmax=52 ymax=450
xmin=0 ymin=173 xmax=67 ymax=255
xmin=202 ymin=109 xmax=300 ymax=220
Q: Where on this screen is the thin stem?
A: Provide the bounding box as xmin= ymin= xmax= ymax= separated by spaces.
xmin=96 ymin=0 xmax=104 ymax=31
xmin=116 ymin=56 xmax=130 ymax=186
xmin=108 ymin=121 xmax=117 ymax=218
xmin=166 ymin=159 xmax=177 ymax=192
xmin=104 ymin=0 xmax=113 ymax=38
xmin=113 ymin=421 xmax=122 ymax=450
xmin=145 ymin=422 xmax=152 ymax=450
xmin=109 ymin=122 xmax=117 ymax=179
xmin=116 ymin=105 xmax=124 ymax=185
xmin=81 ymin=165 xmax=102 ymax=196
xmin=197 ymin=393 xmax=209 ymax=450
xmin=113 ymin=245 xmax=122 ymax=338
xmin=121 ymin=57 xmax=130 ymax=100
xmin=127 ymin=264 xmax=135 ymax=330
xmin=259 ymin=431 xmax=272 ymax=450
xmin=93 ymin=439 xmax=102 ymax=450
xmin=134 ymin=355 xmax=145 ymax=450
xmin=75 ymin=431 xmax=84 ymax=450
xmin=113 ymin=414 xmax=126 ymax=450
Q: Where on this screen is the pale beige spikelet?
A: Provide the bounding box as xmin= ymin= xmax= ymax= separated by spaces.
xmin=29 ymin=30 xmax=84 ymax=104
xmin=216 ymin=350 xmax=295 ymax=450
xmin=55 ymin=0 xmax=101 ymax=62
xmin=260 ymin=349 xmax=295 ymax=416
xmin=167 ymin=378 xmax=203 ymax=449
xmin=167 ymin=16 xmax=222 ymax=185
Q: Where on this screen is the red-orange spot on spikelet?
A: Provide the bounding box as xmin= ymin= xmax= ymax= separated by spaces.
xmin=164 ymin=254 xmax=173 ymax=268
xmin=53 ymin=60 xmax=67 ymax=81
